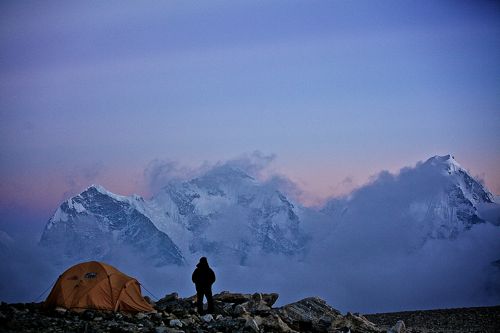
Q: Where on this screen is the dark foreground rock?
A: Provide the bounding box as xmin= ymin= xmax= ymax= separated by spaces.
xmin=365 ymin=305 xmax=500 ymax=333
xmin=4 ymin=292 xmax=498 ymax=333
xmin=0 ymin=291 xmax=382 ymax=333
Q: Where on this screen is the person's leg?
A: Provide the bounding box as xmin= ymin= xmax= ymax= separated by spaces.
xmin=206 ymin=288 xmax=214 ymax=314
xmin=196 ymin=290 xmax=204 ymax=314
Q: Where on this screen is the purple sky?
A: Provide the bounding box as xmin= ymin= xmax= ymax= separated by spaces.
xmin=1 ymin=1 xmax=499 ymax=235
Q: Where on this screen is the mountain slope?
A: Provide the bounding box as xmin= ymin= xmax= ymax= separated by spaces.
xmin=39 ymin=155 xmax=497 ymax=268
xmin=39 ymin=185 xmax=184 ymax=266
xmin=322 ymin=154 xmax=496 ymax=247
xmin=143 ymin=164 xmax=308 ymax=264
xmin=39 ymin=165 xmax=308 ymax=266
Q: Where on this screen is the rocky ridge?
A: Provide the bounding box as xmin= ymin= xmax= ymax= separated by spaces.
xmin=0 ymin=291 xmax=383 ymax=333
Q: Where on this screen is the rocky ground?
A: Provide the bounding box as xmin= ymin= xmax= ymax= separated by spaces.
xmin=0 ymin=291 xmax=384 ymax=333
xmin=365 ymin=305 xmax=500 ymax=333
xmin=0 ymin=291 xmax=498 ymax=333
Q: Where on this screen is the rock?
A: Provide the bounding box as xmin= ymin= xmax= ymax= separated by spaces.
xmin=329 ymin=312 xmax=382 ymax=333
xmin=163 ymin=292 xmax=179 ymax=302
xmin=207 ymin=317 xmax=247 ymax=332
xmin=155 ymin=295 xmax=194 ymax=316
xmin=136 ymin=312 xmax=147 ymax=320
xmin=262 ymin=293 xmax=280 ymax=307
xmin=277 ymin=297 xmax=342 ymax=332
xmin=165 ymin=314 xmax=178 ymax=321
xmin=260 ymin=314 xmax=295 ymax=333
xmin=388 ymin=320 xmax=406 ymax=333
xmin=0 ymin=292 xmax=389 ymax=333
xmin=169 ymin=319 xmax=183 ymax=328
xmin=222 ymin=302 xmax=235 ymax=313
xmin=252 ymin=293 xmax=263 ymax=302
xmin=234 ymin=303 xmax=249 ymax=316
xmin=245 ymin=318 xmax=260 ymax=332
xmin=165 ymin=328 xmax=185 ymax=333
xmin=82 ymin=310 xmax=96 ymax=320
xmin=254 ymin=301 xmax=271 ymax=312
xmin=202 ymin=314 xmax=214 ymax=323
xmin=213 ymin=291 xmax=252 ymax=304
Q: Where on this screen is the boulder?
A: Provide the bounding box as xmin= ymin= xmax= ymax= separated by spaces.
xmin=260 ymin=313 xmax=296 ymax=333
xmin=262 ymin=293 xmax=280 ymax=307
xmin=213 ymin=291 xmax=253 ymax=304
xmin=329 ymin=312 xmax=382 ymax=333
xmin=169 ymin=319 xmax=183 ymax=328
xmin=155 ymin=295 xmax=194 ymax=317
xmin=387 ymin=320 xmax=406 ymax=333
xmin=163 ymin=293 xmax=179 ymax=302
xmin=202 ymin=314 xmax=214 ymax=323
xmin=136 ymin=312 xmax=147 ymax=320
xmin=213 ymin=291 xmax=279 ymax=307
xmin=277 ymin=297 xmax=342 ymax=332
xmin=245 ymin=317 xmax=260 ymax=332
xmin=234 ymin=303 xmax=249 ymax=316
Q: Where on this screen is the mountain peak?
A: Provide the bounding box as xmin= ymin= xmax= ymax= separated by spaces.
xmin=84 ymin=184 xmax=111 ymax=195
xmin=422 ymin=154 xmax=462 ymax=174
xmin=191 ymin=164 xmax=256 ymax=190
xmin=81 ymin=184 xmax=132 ymax=203
xmin=41 ymin=184 xmax=185 ymax=266
xmin=204 ymin=164 xmax=254 ymax=180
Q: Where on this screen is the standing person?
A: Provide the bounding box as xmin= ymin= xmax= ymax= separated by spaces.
xmin=192 ymin=257 xmax=216 ymax=314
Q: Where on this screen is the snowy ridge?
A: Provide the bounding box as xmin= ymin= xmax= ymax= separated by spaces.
xmin=143 ymin=164 xmax=308 ymax=264
xmin=420 ymin=154 xmax=493 ymax=204
xmin=40 ymin=186 xmax=184 ymax=266
xmin=322 ymin=154 xmax=497 ymax=243
xmin=40 ymin=154 xmax=498 ymax=267
xmin=40 ymin=165 xmax=308 ymax=266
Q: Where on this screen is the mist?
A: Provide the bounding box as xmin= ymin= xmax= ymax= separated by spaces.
xmin=1 ymin=214 xmax=499 ymax=313
xmin=1 ymin=156 xmax=499 ymax=314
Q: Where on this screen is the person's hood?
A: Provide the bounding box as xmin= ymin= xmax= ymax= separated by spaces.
xmin=196 ymin=261 xmax=209 ymax=268
xmin=197 ymin=257 xmax=209 ymax=268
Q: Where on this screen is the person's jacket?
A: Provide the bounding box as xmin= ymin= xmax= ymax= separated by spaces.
xmin=192 ymin=261 xmax=216 ymax=289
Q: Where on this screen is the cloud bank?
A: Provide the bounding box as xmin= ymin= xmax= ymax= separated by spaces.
xmin=1 ymin=154 xmax=499 ymax=314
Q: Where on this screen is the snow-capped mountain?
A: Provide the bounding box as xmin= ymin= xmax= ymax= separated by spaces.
xmin=40 ymin=154 xmax=497 ymax=267
xmin=322 ymin=154 xmax=496 ymax=245
xmin=39 ymin=185 xmax=184 ymax=266
xmin=31 ymin=155 xmax=500 ymax=311
xmin=40 ymin=166 xmax=308 ymax=266
xmin=144 ymin=164 xmax=308 ymax=264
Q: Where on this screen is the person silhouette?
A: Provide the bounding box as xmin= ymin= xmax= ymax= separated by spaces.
xmin=192 ymin=257 xmax=216 ymax=314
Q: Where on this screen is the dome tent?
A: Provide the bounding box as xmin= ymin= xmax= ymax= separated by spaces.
xmin=44 ymin=261 xmax=154 ymax=313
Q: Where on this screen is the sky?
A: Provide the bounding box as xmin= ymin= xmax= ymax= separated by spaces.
xmin=1 ymin=1 xmax=499 ymax=237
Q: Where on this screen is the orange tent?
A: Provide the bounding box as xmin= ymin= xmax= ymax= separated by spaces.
xmin=44 ymin=261 xmax=154 ymax=313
